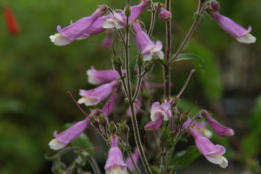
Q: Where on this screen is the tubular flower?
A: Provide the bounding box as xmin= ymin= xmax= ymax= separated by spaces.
xmin=102 ymin=29 xmax=113 ymax=48
xmin=105 ymin=136 xmax=127 ymax=174
xmin=132 ymin=20 xmax=164 ymax=61
xmin=189 ymin=126 xmax=228 ymax=168
xmin=126 ymin=148 xmax=140 ymax=172
xmin=49 ymin=118 xmax=90 ymax=150
xmin=211 ymin=12 xmax=256 ymax=44
xmin=101 ymin=93 xmax=118 ymax=117
xmin=201 ymin=110 xmax=234 ymax=137
xmin=78 ymin=81 xmax=118 ymax=106
xmin=87 ymin=66 xmax=124 ymax=85
xmin=145 ymin=101 xmax=171 ymax=131
xmin=156 ymin=3 xmax=172 ymax=21
xmin=50 ymin=5 xmax=108 ymax=46
xmin=3 ymin=6 xmax=20 ymax=35
xmin=129 ymin=0 xmax=151 ymax=20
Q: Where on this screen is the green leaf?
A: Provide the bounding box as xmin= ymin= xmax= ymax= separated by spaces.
xmin=129 ymin=56 xmax=137 ymax=83
xmin=187 ymin=43 xmax=223 ymax=100
xmin=71 ymin=133 xmax=94 ymax=155
xmin=168 ymin=146 xmax=201 ymax=170
xmin=173 ymin=53 xmax=205 ymax=69
xmin=250 ymin=95 xmax=261 ymax=133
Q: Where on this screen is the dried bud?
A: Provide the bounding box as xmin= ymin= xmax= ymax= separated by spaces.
xmin=117 ymin=121 xmax=130 ymax=134
xmin=137 ymin=55 xmax=144 ymax=67
xmin=98 ymin=5 xmax=108 ymax=15
xmin=112 ymin=55 xmax=123 ymax=69
xmin=124 ymin=4 xmax=132 ymax=17
xmin=144 ymin=62 xmax=154 ymax=73
xmin=98 ymin=113 xmax=108 ymax=127
xmin=108 ymin=121 xmax=117 ymax=134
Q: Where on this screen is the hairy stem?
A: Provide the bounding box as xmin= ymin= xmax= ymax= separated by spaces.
xmin=148 ymin=3 xmax=156 ymax=37
xmin=170 ymin=0 xmax=203 ymax=62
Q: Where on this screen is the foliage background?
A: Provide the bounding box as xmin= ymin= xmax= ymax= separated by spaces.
xmin=0 ymin=0 xmax=260 ymax=173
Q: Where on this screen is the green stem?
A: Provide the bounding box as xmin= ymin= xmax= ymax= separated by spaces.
xmin=126 ymin=149 xmax=142 ymax=174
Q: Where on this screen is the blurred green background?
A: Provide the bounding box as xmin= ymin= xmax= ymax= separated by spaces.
xmin=0 ymin=0 xmax=260 ymax=173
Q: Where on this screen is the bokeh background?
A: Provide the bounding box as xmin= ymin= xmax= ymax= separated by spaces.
xmin=0 ymin=0 xmax=260 ymax=173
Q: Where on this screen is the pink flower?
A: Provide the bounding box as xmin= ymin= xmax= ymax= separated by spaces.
xmin=156 ymin=3 xmax=171 ymax=21
xmin=50 ymin=5 xmax=108 ymax=46
xmin=211 ymin=12 xmax=256 ymax=44
xmin=189 ymin=126 xmax=228 ymax=168
xmin=132 ymin=20 xmax=164 ymax=61
xmin=78 ymin=81 xmax=118 ymax=106
xmin=105 ymin=136 xmax=127 ymax=174
xmin=145 ymin=101 xmax=171 ymax=131
xmin=126 ymin=148 xmax=140 ymax=172
xmin=49 ymin=118 xmax=90 ymax=150
xmin=182 ymin=118 xmax=213 ymax=138
xmin=129 ymin=0 xmax=151 ymax=20
xmin=87 ymin=66 xmax=123 ymax=85
xmin=102 ymin=93 xmax=118 ymax=117
xmin=102 ymin=30 xmax=113 ymax=48
xmin=127 ymin=95 xmax=142 ymax=116
xmin=201 ymin=110 xmax=234 ymax=137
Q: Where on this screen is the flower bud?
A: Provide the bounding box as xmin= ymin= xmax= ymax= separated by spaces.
xmin=137 ymin=55 xmax=144 ymax=67
xmin=108 ymin=121 xmax=117 ymax=134
xmin=144 ymin=62 xmax=154 ymax=73
xmin=182 ymin=115 xmax=188 ymax=123
xmin=112 ymin=55 xmax=123 ymax=69
xmin=98 ymin=5 xmax=108 ymax=15
xmin=90 ymin=117 xmax=99 ymax=128
xmin=156 ymin=3 xmax=172 ymax=21
xmin=98 ymin=113 xmax=108 ymax=127
xmin=117 ymin=121 xmax=130 ymax=134
xmin=124 ymin=4 xmax=132 ymax=17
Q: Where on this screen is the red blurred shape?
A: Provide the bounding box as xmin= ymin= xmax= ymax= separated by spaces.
xmin=3 ymin=6 xmax=20 ymax=35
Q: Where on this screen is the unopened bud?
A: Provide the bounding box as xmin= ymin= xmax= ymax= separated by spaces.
xmin=137 ymin=55 xmax=144 ymax=67
xmin=98 ymin=114 xmax=108 ymax=127
xmin=200 ymin=110 xmax=208 ymax=119
xmin=182 ymin=115 xmax=188 ymax=123
xmin=144 ymin=62 xmax=154 ymax=73
xmin=113 ymin=55 xmax=122 ymax=69
xmin=160 ymin=127 xmax=170 ymax=142
xmin=98 ymin=5 xmax=108 ymax=15
xmin=108 ymin=121 xmax=117 ymax=134
xmin=124 ymin=4 xmax=132 ymax=17
xmin=117 ymin=121 xmax=130 ymax=134
xmin=157 ymin=4 xmax=172 ymax=21
xmin=90 ymin=117 xmax=99 ymax=128
xmin=210 ymin=0 xmax=220 ymax=12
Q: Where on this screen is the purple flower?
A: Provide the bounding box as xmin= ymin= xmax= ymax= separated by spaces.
xmin=156 ymin=3 xmax=172 ymax=21
xmin=49 ymin=118 xmax=90 ymax=150
xmin=102 ymin=30 xmax=113 ymax=48
xmin=127 ymin=95 xmax=142 ymax=116
xmin=211 ymin=12 xmax=256 ymax=44
xmin=105 ymin=136 xmax=127 ymax=174
xmin=50 ymin=5 xmax=108 ymax=46
xmin=129 ymin=0 xmax=151 ymax=20
xmin=189 ymin=126 xmax=228 ymax=168
xmin=78 ymin=81 xmax=118 ymax=106
xmin=182 ymin=118 xmax=213 ymax=138
xmin=132 ymin=20 xmax=164 ymax=61
xmin=126 ymin=148 xmax=140 ymax=172
xmin=144 ymin=117 xmax=163 ymax=131
xmin=103 ymin=12 xmax=126 ymax=29
xmin=201 ymin=110 xmax=234 ymax=137
xmin=102 ymin=93 xmax=118 ymax=117
xmin=87 ymin=66 xmax=123 ymax=85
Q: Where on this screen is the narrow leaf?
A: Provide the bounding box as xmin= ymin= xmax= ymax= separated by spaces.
xmin=173 ymin=53 xmax=205 ymax=69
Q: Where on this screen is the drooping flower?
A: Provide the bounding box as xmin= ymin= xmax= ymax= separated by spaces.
xmin=189 ymin=126 xmax=228 ymax=168
xmin=50 ymin=5 xmax=108 ymax=46
xmin=155 ymin=3 xmax=172 ymax=21
xmin=78 ymin=81 xmax=118 ymax=106
xmin=201 ymin=110 xmax=234 ymax=137
xmin=129 ymin=0 xmax=151 ymax=20
xmin=87 ymin=66 xmax=123 ymax=85
xmin=132 ymin=20 xmax=164 ymax=61
xmin=145 ymin=101 xmax=171 ymax=131
xmin=210 ymin=12 xmax=256 ymax=44
xmin=105 ymin=136 xmax=127 ymax=174
xmin=49 ymin=118 xmax=90 ymax=150
xmin=103 ymin=30 xmax=113 ymax=48
xmin=102 ymin=93 xmax=118 ymax=117
xmin=126 ymin=148 xmax=140 ymax=172
xmin=3 ymin=6 xmax=20 ymax=35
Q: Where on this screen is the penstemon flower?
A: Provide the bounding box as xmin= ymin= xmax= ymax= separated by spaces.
xmin=104 ymin=136 xmax=127 ymax=174
xmin=132 ymin=19 xmax=164 ymax=61
xmin=50 ymin=5 xmax=108 ymax=46
xmin=155 ymin=3 xmax=172 ymax=21
xmin=126 ymin=148 xmax=140 ymax=172
xmin=78 ymin=80 xmax=118 ymax=106
xmin=189 ymin=126 xmax=228 ymax=168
